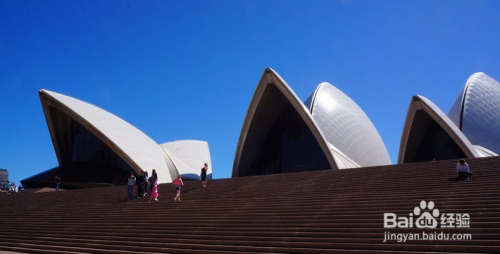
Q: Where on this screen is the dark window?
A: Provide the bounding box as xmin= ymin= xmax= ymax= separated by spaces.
xmin=404 ymin=111 xmax=467 ymax=163
xmin=27 ymin=106 xmax=135 ymax=187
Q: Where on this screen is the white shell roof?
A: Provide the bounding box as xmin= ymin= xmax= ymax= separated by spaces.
xmin=159 ymin=140 xmax=212 ymax=180
xmin=40 ymin=89 xmax=172 ymax=183
xmin=398 ymin=95 xmax=481 ymax=163
xmin=448 ymin=72 xmax=500 ymax=155
xmin=307 ymin=82 xmax=391 ymax=167
xmin=474 ymin=145 xmax=498 ymax=157
xmin=232 ymin=68 xmax=338 ymax=177
xmin=327 ymin=142 xmax=360 ymax=169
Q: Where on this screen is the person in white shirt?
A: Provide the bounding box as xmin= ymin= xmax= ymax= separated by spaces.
xmin=456 ymin=159 xmax=472 ymax=180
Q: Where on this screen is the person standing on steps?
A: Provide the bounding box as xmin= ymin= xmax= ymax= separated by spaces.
xmin=143 ymin=171 xmax=149 ymax=195
xmin=55 ymin=175 xmax=61 ymax=191
xmin=149 ymin=169 xmax=158 ymax=193
xmin=148 ymin=182 xmax=159 ymax=203
xmin=456 ymin=159 xmax=472 ymax=180
xmin=127 ymin=173 xmax=136 ymax=200
xmin=172 ymin=175 xmax=184 ymax=201
xmin=200 ymin=162 xmax=208 ymax=188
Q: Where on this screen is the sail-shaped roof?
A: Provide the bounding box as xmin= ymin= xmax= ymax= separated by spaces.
xmin=448 ymin=72 xmax=500 ymax=155
xmin=399 ymin=95 xmax=480 ymax=164
xmin=39 ymin=89 xmax=173 ymax=183
xmin=160 ymin=140 xmax=212 ymax=180
xmin=232 ymin=68 xmax=337 ymax=177
xmin=307 ymin=82 xmax=391 ymax=167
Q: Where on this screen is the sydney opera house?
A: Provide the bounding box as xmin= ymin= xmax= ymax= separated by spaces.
xmin=21 ymin=90 xmax=212 ymax=189
xmin=22 ymin=69 xmax=500 ymax=188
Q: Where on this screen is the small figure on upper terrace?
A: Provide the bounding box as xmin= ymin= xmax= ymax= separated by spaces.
xmin=55 ymin=175 xmax=61 ymax=191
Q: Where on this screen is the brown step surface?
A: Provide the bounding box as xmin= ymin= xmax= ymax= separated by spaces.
xmin=1 ymin=156 xmax=500 ymax=253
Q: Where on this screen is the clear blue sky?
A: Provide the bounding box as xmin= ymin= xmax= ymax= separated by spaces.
xmin=2 ymin=0 xmax=500 ymax=185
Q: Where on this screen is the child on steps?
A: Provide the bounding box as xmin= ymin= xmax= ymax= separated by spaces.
xmin=148 ymin=182 xmax=159 ymax=203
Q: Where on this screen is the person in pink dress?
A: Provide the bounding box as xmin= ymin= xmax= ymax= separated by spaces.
xmin=172 ymin=175 xmax=184 ymax=201
xmin=148 ymin=182 xmax=159 ymax=203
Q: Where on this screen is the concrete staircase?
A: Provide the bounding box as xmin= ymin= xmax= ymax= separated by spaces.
xmin=1 ymin=156 xmax=500 ymax=253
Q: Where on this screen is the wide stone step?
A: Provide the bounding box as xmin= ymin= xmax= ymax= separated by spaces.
xmin=2 ymin=156 xmax=500 ymax=253
xmin=0 ymin=236 xmax=499 ymax=253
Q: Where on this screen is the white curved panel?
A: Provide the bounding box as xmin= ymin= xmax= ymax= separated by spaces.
xmin=160 ymin=150 xmax=179 ymax=183
xmin=159 ymin=140 xmax=212 ymax=180
xmin=327 ymin=143 xmax=360 ymax=169
xmin=40 ymin=89 xmax=173 ymax=183
xmin=448 ymin=85 xmax=467 ymax=129
xmin=308 ymin=83 xmax=391 ymax=167
xmin=474 ymin=145 xmax=498 ymax=157
xmin=451 ymin=73 xmax=500 ymax=154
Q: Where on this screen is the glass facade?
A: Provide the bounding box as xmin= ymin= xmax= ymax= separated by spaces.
xmin=404 ymin=111 xmax=466 ymax=163
xmin=236 ymin=84 xmax=331 ymax=177
xmin=42 ymin=106 xmax=134 ymax=186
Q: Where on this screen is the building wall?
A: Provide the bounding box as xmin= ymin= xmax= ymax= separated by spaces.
xmin=0 ymin=169 xmax=8 ymax=182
